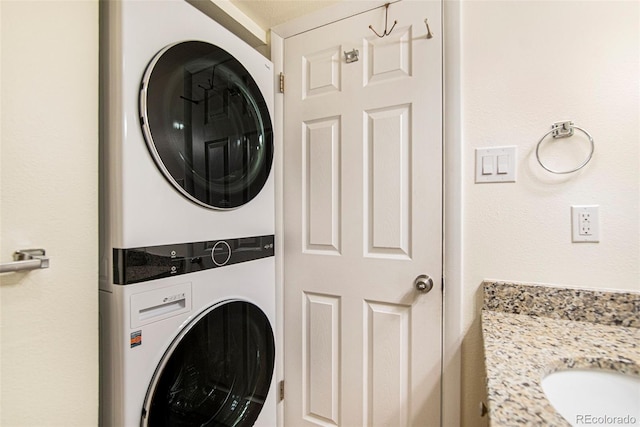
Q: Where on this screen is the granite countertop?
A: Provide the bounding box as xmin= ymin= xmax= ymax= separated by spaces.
xmin=481 ymin=281 xmax=640 ymax=426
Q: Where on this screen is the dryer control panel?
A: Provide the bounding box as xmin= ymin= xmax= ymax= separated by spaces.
xmin=112 ymin=235 xmax=274 ymax=285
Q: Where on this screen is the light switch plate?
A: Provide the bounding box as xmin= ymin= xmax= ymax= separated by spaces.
xmin=475 ymin=146 xmax=517 ymax=183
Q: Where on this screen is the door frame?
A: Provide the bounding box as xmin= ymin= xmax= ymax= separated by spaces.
xmin=270 ymin=1 xmax=463 ymax=426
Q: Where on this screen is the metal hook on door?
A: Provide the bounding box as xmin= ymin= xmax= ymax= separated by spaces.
xmin=424 ymin=19 xmax=434 ymax=39
xmin=369 ymin=3 xmax=397 ymax=38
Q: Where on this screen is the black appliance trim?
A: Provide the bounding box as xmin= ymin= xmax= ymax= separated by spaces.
xmin=113 ymin=234 xmax=274 ymax=285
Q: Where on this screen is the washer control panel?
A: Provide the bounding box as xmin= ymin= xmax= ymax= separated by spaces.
xmin=113 ymin=235 xmax=274 ymax=285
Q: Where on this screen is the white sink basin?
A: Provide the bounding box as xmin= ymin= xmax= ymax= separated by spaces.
xmin=541 ymin=369 xmax=640 ymax=427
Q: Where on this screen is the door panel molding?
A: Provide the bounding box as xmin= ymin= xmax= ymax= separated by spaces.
xmin=303 ymin=292 xmax=341 ymax=425
xmin=364 ymin=103 xmax=412 ymax=259
xmin=303 ymin=116 xmax=342 ymax=255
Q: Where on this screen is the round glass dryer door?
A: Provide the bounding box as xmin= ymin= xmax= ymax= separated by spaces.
xmin=140 ymin=41 xmax=273 ymax=209
xmin=142 ymin=301 xmax=275 ymax=427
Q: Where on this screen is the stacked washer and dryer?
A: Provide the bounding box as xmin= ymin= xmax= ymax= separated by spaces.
xmin=99 ymin=1 xmax=276 ymax=426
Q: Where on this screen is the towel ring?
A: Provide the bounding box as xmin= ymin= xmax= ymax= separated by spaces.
xmin=535 ymin=121 xmax=595 ymax=174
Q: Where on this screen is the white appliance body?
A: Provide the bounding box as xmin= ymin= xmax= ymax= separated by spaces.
xmin=100 ymin=0 xmax=275 ymax=264
xmin=99 ymin=1 xmax=276 ymax=426
xmin=100 ymin=257 xmax=276 ymax=427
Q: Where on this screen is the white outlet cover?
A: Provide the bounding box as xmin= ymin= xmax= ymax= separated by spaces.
xmin=571 ymin=205 xmax=600 ymax=243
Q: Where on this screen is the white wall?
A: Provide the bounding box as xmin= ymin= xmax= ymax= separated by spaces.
xmin=0 ymin=1 xmax=99 ymax=425
xmin=459 ymin=1 xmax=639 ymax=425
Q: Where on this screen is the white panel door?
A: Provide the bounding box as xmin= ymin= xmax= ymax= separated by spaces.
xmin=283 ymin=1 xmax=442 ymax=426
xmin=0 ymin=1 xmax=98 ymax=425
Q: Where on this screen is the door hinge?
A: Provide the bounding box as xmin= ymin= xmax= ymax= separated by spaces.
xmin=279 ymin=72 xmax=285 ymax=93
xmin=279 ymin=380 xmax=285 ymax=401
xmin=441 ymin=276 xmax=445 ymax=292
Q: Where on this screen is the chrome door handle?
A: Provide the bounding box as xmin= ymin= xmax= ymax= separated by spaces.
xmin=414 ymin=274 xmax=434 ymax=293
xmin=0 ymin=249 xmax=49 ymax=273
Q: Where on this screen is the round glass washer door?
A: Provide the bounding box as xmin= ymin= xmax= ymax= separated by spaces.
xmin=140 ymin=41 xmax=273 ymax=210
xmin=141 ymin=300 xmax=275 ymax=427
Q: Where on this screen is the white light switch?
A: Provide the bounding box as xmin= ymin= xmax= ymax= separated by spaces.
xmin=497 ymin=155 xmax=509 ymax=174
xmin=475 ymin=146 xmax=517 ymax=183
xmin=482 ymin=156 xmax=494 ymax=175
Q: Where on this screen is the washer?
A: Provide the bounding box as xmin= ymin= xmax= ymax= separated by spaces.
xmin=99 ymin=0 xmax=276 ymax=425
xmin=100 ymin=237 xmax=276 ymax=426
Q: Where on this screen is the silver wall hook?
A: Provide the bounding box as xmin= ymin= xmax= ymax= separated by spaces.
xmin=369 ymin=3 xmax=397 ymax=38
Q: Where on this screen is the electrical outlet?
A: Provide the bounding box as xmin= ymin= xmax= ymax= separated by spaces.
xmin=571 ymin=205 xmax=599 ymax=243
xmin=579 ymin=211 xmax=593 ymax=235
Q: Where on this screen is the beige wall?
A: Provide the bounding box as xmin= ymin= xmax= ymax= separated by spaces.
xmin=460 ymin=1 xmax=639 ymax=425
xmin=0 ymin=1 xmax=99 ymax=425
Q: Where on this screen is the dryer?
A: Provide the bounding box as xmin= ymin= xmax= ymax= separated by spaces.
xmin=99 ymin=0 xmax=274 ymax=253
xmin=99 ymin=0 xmax=276 ymax=425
